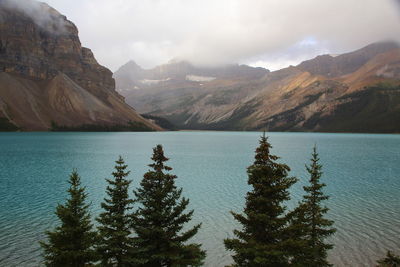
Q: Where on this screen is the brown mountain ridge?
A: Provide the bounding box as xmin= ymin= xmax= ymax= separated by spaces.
xmin=115 ymin=42 xmax=400 ymax=133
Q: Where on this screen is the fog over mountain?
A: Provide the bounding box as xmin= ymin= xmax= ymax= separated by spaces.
xmin=40 ymin=0 xmax=400 ymax=71
xmin=0 ymin=0 xmax=69 ymax=33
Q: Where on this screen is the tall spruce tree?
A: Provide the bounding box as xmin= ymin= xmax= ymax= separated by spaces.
xmin=224 ymin=133 xmax=298 ymax=267
xmin=97 ymin=156 xmax=135 ymax=266
xmin=289 ymin=146 xmax=335 ymax=267
xmin=132 ymin=144 xmax=206 ymax=266
xmin=40 ymin=170 xmax=97 ymax=267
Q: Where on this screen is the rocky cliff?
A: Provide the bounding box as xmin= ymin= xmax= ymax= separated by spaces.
xmin=116 ymin=42 xmax=400 ymax=133
xmin=0 ymin=0 xmax=161 ymax=131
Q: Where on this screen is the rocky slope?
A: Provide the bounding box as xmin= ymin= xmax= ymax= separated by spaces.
xmin=0 ymin=0 xmax=160 ymax=131
xmin=116 ymin=42 xmax=400 ymax=133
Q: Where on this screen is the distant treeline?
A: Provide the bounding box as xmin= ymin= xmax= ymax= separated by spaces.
xmin=40 ymin=135 xmax=399 ymax=266
xmin=306 ymin=82 xmax=400 ymax=133
xmin=141 ymin=113 xmax=177 ymax=130
xmin=0 ymin=117 xmax=19 ymax=131
xmin=50 ymin=120 xmax=154 ymax=132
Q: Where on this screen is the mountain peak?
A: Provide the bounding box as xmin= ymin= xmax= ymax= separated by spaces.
xmin=119 ymin=60 xmax=143 ymax=71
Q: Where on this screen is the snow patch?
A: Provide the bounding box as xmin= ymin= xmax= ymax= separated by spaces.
xmin=140 ymin=78 xmax=170 ymax=85
xmin=186 ymin=75 xmax=216 ymax=82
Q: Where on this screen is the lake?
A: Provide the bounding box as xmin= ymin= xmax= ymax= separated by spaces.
xmin=0 ymin=132 xmax=399 ymax=266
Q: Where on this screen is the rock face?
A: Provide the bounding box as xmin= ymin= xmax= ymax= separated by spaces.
xmin=0 ymin=0 xmax=160 ymax=131
xmin=116 ymin=42 xmax=400 ymax=133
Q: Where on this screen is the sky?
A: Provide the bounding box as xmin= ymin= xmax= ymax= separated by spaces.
xmin=35 ymin=0 xmax=400 ymax=71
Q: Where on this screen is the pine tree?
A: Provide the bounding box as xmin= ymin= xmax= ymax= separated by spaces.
xmin=97 ymin=156 xmax=135 ymax=266
xmin=377 ymin=251 xmax=400 ymax=267
xmin=132 ymin=144 xmax=206 ymax=266
xmin=289 ymin=146 xmax=335 ymax=267
xmin=40 ymin=170 xmax=97 ymax=267
xmin=224 ymin=133 xmax=298 ymax=267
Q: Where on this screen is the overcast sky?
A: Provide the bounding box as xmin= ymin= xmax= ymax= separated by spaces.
xmin=39 ymin=0 xmax=400 ymax=71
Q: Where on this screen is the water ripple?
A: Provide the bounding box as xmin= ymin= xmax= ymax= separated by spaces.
xmin=0 ymin=132 xmax=400 ymax=266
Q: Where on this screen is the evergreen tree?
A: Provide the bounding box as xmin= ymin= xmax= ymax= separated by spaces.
xmin=224 ymin=133 xmax=298 ymax=267
xmin=40 ymin=170 xmax=97 ymax=267
xmin=289 ymin=146 xmax=335 ymax=267
xmin=377 ymin=251 xmax=400 ymax=267
xmin=97 ymin=156 xmax=135 ymax=266
xmin=132 ymin=144 xmax=206 ymax=266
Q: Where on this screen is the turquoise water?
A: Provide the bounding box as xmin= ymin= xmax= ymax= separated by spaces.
xmin=0 ymin=132 xmax=399 ymax=266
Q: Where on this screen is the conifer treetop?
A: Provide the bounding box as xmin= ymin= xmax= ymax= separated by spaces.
xmin=149 ymin=144 xmax=173 ymax=172
xmin=112 ymin=155 xmax=131 ymax=177
xmin=254 ymin=133 xmax=283 ymax=166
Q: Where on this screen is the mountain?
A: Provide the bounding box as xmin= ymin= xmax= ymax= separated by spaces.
xmin=114 ymin=60 xmax=268 ymax=95
xmin=0 ymin=0 xmax=161 ymax=131
xmin=115 ymin=41 xmax=400 ymax=133
xmin=297 ymin=42 xmax=399 ymax=77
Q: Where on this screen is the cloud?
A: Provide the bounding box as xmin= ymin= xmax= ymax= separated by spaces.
xmin=40 ymin=0 xmax=400 ymax=71
xmin=0 ymin=0 xmax=70 ymax=34
xmin=247 ymin=38 xmax=332 ymax=71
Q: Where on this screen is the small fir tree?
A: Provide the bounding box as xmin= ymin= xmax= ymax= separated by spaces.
xmin=289 ymin=146 xmax=335 ymax=267
xmin=40 ymin=170 xmax=97 ymax=266
xmin=224 ymin=133 xmax=298 ymax=266
xmin=132 ymin=144 xmax=206 ymax=266
xmin=377 ymin=251 xmax=400 ymax=267
xmin=97 ymin=156 xmax=135 ymax=266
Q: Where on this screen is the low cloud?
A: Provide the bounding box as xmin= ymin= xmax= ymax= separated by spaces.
xmin=35 ymin=0 xmax=400 ymax=70
xmin=0 ymin=0 xmax=69 ymax=34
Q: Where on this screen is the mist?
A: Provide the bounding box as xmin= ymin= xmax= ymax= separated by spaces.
xmin=0 ymin=0 xmax=70 ymax=34
xmin=19 ymin=0 xmax=400 ymax=70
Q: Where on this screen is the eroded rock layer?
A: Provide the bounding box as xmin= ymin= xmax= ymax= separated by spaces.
xmin=0 ymin=0 xmax=160 ymax=131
